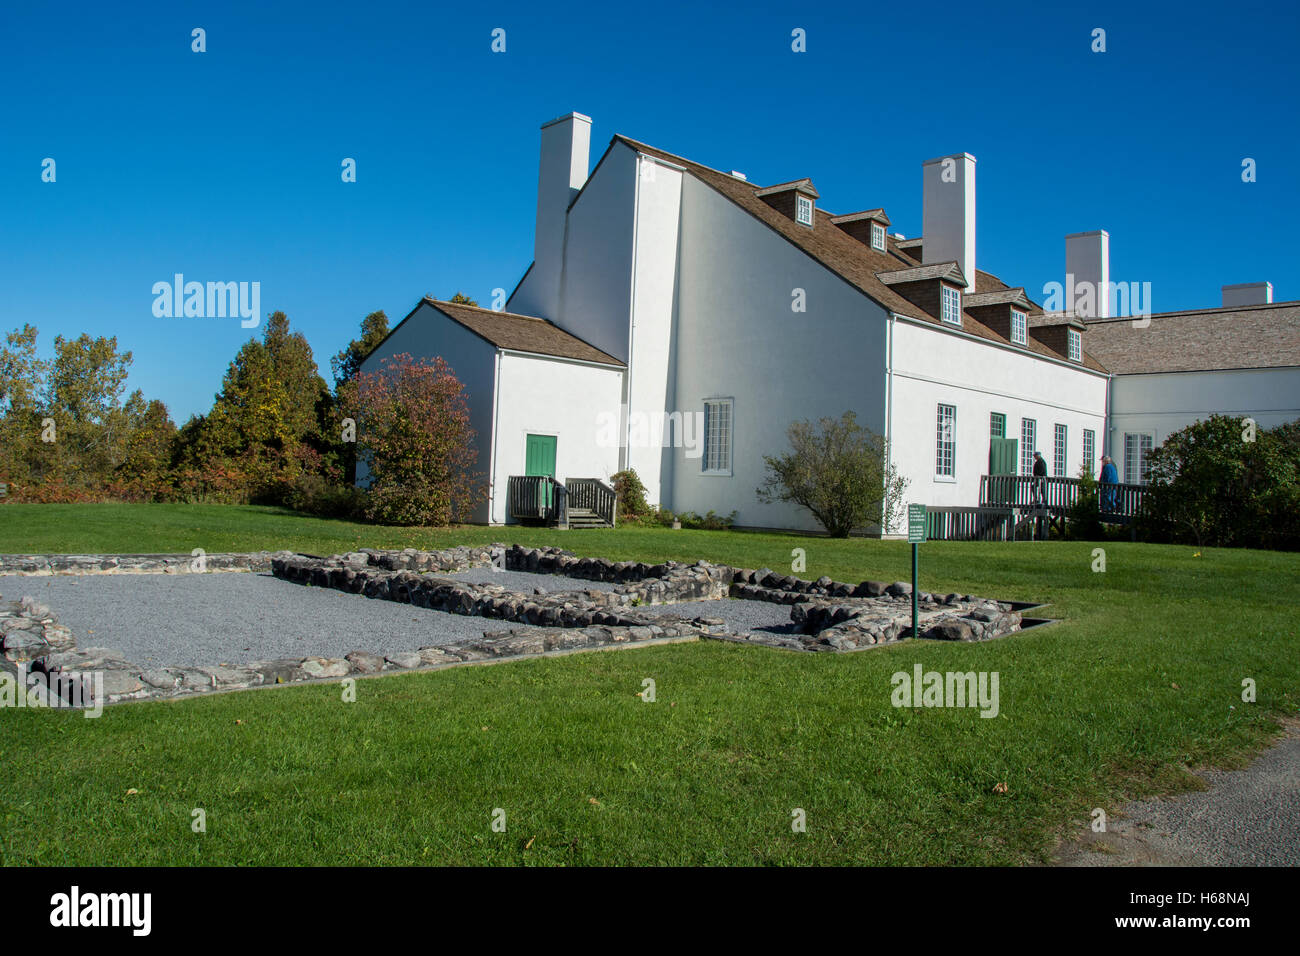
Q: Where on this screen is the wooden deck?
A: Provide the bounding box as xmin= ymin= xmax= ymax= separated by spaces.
xmin=922 ymin=475 xmax=1147 ymax=541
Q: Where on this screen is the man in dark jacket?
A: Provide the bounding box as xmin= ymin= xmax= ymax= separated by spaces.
xmin=1031 ymin=451 xmax=1048 ymax=507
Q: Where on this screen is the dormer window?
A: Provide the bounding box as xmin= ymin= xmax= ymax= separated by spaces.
xmin=1010 ymin=309 xmax=1027 ymax=344
xmin=1068 ymin=328 xmax=1082 ymax=361
xmin=870 ymin=222 xmax=886 ymax=251
xmin=795 ymin=195 xmax=814 ymax=226
xmin=941 ymin=285 xmax=962 ymax=325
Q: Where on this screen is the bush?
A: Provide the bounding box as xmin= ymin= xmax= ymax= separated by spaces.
xmin=610 ymin=469 xmax=649 ymax=519
xmin=1138 ymin=414 xmax=1300 ymax=549
xmin=643 ymin=507 xmax=736 ymax=530
xmin=756 ymin=411 xmax=907 ymax=537
xmin=342 ymin=353 xmax=485 ymax=526
xmin=1065 ymin=465 xmax=1105 ymax=540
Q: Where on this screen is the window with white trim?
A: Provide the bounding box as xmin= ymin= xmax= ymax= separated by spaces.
xmin=1021 ymin=418 xmax=1037 ymax=475
xmin=795 ymin=195 xmax=813 ymax=226
xmin=936 ymin=404 xmax=956 ymax=478
xmin=1068 ymin=328 xmax=1082 ymax=361
xmin=703 ymin=399 xmax=733 ymax=474
xmin=1054 ymin=424 xmax=1067 ymax=477
xmin=1082 ymin=429 xmax=1095 ymax=476
xmin=1010 ymin=309 xmax=1027 ymax=345
xmin=941 ymin=285 xmax=962 ymax=325
xmin=870 ymin=222 xmax=886 ymax=251
xmin=1124 ymin=432 xmax=1153 ymax=485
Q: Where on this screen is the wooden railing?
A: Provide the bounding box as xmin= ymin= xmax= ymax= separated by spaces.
xmin=507 ymin=475 xmax=567 ymax=524
xmin=565 ymin=478 xmax=618 ymax=527
xmin=979 ymin=474 xmax=1146 ymax=522
xmin=925 ymin=507 xmax=1016 ymax=541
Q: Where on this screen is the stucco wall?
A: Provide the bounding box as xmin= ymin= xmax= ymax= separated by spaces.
xmin=669 ymin=174 xmax=890 ymax=533
xmin=491 ymin=352 xmax=624 ymax=524
xmin=510 ymin=143 xmax=637 ymax=364
xmin=356 ymin=302 xmax=498 ymax=523
xmin=625 ymin=154 xmax=684 ymax=508
xmin=887 ymin=318 xmax=1109 ymax=528
xmin=1109 ymin=367 xmax=1300 ymax=450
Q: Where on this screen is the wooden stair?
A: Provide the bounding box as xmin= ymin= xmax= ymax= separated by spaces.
xmin=567 ymin=507 xmax=613 ymax=529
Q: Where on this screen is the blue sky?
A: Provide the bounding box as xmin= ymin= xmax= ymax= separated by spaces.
xmin=3 ymin=0 xmax=1297 ymax=422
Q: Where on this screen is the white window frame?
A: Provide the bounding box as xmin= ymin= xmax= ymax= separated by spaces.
xmin=1068 ymin=328 xmax=1082 ymax=361
xmin=1054 ymin=424 xmax=1067 ymax=477
xmin=941 ymin=285 xmax=962 ymax=326
xmin=870 ymin=222 xmax=886 ymax=251
xmin=702 ymin=399 xmax=734 ymax=476
xmin=1021 ymin=419 xmax=1037 ymax=476
xmin=1010 ymin=309 xmax=1027 ymax=345
xmin=935 ymin=403 xmax=957 ymax=481
xmin=795 ymin=195 xmax=813 ymax=226
xmin=1082 ymin=429 xmax=1095 ymax=477
xmin=1124 ymin=432 xmax=1154 ymax=485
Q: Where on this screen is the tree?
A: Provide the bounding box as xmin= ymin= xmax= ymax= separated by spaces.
xmin=0 ymin=325 xmax=47 ymax=485
xmin=756 ymin=411 xmax=908 ymax=537
xmin=1141 ymin=414 xmax=1300 ymax=548
xmin=343 ymin=353 xmax=484 ymax=525
xmin=330 ymin=310 xmax=390 ymax=389
xmin=38 ymin=333 xmax=136 ymax=484
xmin=448 ymin=292 xmax=478 ymax=306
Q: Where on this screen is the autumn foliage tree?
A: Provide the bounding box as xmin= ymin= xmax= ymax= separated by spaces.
xmin=342 ymin=353 xmax=484 ymax=525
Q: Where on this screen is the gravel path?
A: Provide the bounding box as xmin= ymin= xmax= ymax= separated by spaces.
xmin=1058 ymin=721 xmax=1300 ymax=866
xmin=0 ymin=573 xmax=510 ymax=669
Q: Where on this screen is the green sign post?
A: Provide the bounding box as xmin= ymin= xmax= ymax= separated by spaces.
xmin=907 ymin=504 xmax=926 ymax=638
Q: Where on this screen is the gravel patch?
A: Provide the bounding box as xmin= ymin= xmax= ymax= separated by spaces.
xmin=440 ymin=568 xmax=620 ymax=593
xmin=636 ymin=597 xmax=797 ymax=636
xmin=0 ymin=573 xmax=534 ymax=669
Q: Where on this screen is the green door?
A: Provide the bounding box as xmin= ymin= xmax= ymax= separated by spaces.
xmin=525 ymin=434 xmax=557 ymax=509
xmin=989 ymin=437 xmax=1018 ymax=476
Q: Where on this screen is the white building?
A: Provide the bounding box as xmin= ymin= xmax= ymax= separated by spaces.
xmin=360 ymin=112 xmax=1298 ymax=533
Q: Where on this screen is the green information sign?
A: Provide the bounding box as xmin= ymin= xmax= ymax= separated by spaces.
xmin=907 ymin=504 xmax=927 ymax=544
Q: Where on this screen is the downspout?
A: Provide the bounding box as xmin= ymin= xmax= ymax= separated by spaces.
xmin=621 ymin=155 xmax=643 ymax=474
xmin=1104 ymin=372 xmax=1114 ymax=461
xmin=884 ymin=312 xmax=897 ymax=535
xmin=488 ymin=350 xmax=502 ymax=524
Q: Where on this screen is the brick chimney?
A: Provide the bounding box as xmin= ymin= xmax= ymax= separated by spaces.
xmin=1222 ymin=282 xmax=1273 ymax=307
xmin=532 ymin=112 xmax=591 ymax=321
xmin=922 ymin=153 xmax=976 ymax=292
xmin=1065 ymin=230 xmax=1110 ymax=318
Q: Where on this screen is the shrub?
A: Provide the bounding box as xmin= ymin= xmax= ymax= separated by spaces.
xmin=610 ymin=469 xmax=649 ymax=519
xmin=342 ymin=353 xmax=485 ymax=526
xmin=1066 ymin=465 xmax=1104 ymax=540
xmin=756 ymin=411 xmax=907 ymax=537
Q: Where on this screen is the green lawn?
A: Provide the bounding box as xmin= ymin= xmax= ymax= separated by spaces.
xmin=1 ymin=503 xmax=1297 ymax=865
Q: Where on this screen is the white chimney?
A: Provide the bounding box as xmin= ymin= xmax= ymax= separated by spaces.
xmin=922 ymin=152 xmax=976 ymax=292
xmin=1222 ymin=282 xmax=1273 ymax=307
xmin=532 ymin=112 xmax=591 ymax=320
xmin=1065 ymin=230 xmax=1110 ymax=318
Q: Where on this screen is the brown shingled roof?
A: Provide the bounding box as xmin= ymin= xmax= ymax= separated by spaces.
xmin=614 ymin=135 xmax=1107 ymax=372
xmin=1081 ymin=302 xmax=1300 ymax=373
xmin=423 ymin=298 xmax=624 ymax=366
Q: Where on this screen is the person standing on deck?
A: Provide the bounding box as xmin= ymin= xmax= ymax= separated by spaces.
xmin=1099 ymin=455 xmax=1119 ymax=512
xmin=1031 ymin=451 xmax=1048 ymax=508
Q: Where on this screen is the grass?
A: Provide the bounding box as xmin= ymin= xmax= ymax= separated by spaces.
xmin=1 ymin=503 xmax=1297 ymax=865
